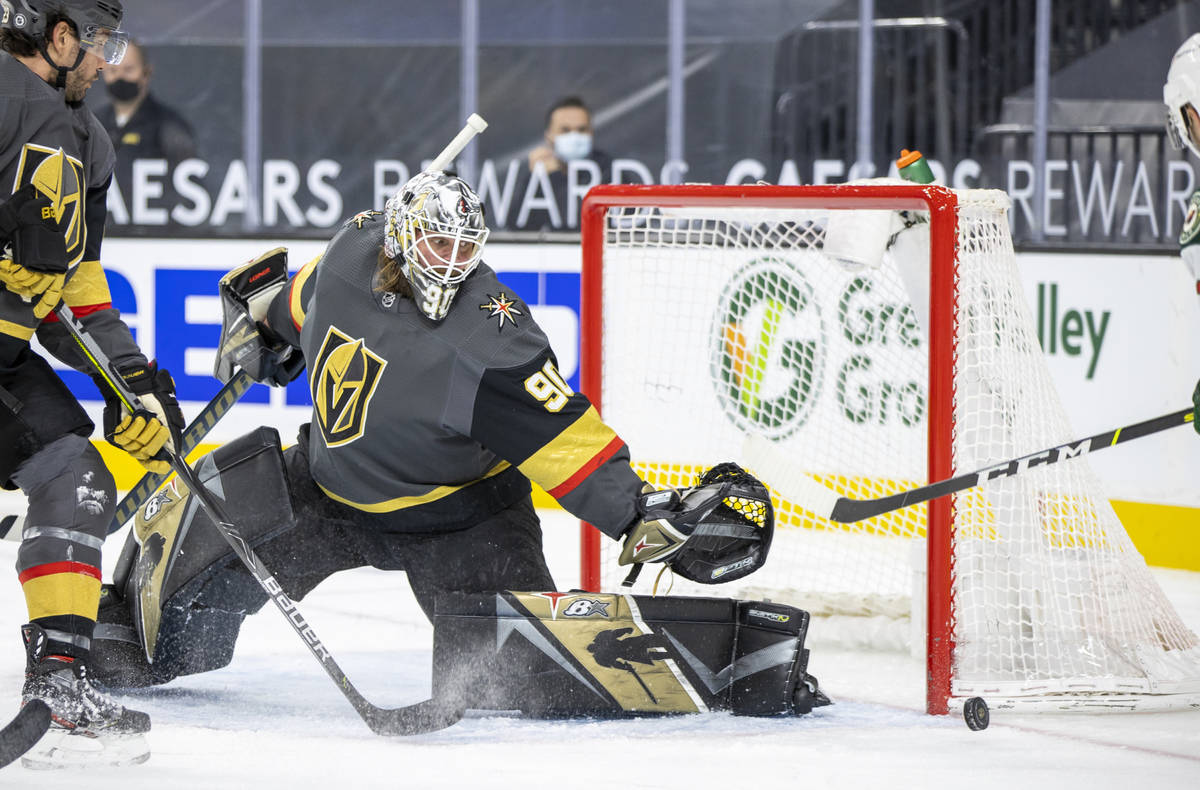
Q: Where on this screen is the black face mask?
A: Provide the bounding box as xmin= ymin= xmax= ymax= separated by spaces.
xmin=106 ymin=79 xmax=140 ymax=102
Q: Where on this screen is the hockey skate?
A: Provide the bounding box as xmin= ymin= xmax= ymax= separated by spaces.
xmin=19 ymin=624 xmax=150 ymax=769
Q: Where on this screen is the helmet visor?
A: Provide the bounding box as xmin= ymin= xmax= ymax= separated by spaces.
xmin=78 ymin=25 xmax=129 ymax=65
xmin=1168 ymin=104 xmax=1188 ymax=151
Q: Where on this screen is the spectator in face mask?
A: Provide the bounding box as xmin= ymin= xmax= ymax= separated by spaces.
xmin=96 ymin=39 xmax=196 ymax=169
xmin=512 ymin=96 xmax=614 ymax=231
xmin=527 ymin=96 xmax=610 ymax=176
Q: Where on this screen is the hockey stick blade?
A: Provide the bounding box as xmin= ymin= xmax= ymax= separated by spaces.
xmin=364 ymin=698 xmax=464 ymax=737
xmin=108 ymin=369 xmax=256 ymax=534
xmin=0 ymin=700 xmax=51 ymax=769
xmin=745 ymin=407 xmax=1194 ymax=523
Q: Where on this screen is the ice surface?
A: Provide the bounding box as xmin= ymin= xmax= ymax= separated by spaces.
xmin=0 ymin=510 xmax=1197 ymax=788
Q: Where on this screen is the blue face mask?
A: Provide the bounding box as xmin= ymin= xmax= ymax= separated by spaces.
xmin=553 ymin=131 xmax=593 ymax=162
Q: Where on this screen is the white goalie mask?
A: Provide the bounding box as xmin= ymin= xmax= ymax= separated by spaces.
xmin=383 ymin=171 xmax=490 ymax=321
xmin=1165 ymin=33 xmax=1200 ymax=159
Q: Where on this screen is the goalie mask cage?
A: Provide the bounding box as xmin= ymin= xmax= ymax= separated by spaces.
xmin=577 ymin=183 xmax=1200 ymax=715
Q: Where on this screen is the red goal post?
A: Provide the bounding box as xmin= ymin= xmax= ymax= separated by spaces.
xmin=578 ymin=183 xmax=960 ymax=713
xmin=576 ymin=183 xmax=1200 ymax=716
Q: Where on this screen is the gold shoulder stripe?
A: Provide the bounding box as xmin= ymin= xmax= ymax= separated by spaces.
xmin=517 ymin=406 xmax=621 ymax=496
xmin=62 ymin=260 xmax=112 ymax=307
xmin=289 ymin=254 xmax=321 ymax=330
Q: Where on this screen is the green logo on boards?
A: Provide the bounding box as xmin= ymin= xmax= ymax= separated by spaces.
xmin=711 ymin=257 xmax=824 ymax=439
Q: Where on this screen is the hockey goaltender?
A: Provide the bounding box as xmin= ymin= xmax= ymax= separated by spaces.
xmin=88 ymin=170 xmax=830 ymax=723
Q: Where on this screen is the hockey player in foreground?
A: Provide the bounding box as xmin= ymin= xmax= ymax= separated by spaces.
xmin=1 ymin=0 xmax=185 ymax=768
xmin=91 ymin=169 xmax=824 ymax=721
xmin=1165 ymin=33 xmax=1200 ymax=434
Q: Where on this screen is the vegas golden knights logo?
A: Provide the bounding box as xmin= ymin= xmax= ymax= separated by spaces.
xmin=14 ymin=143 xmax=86 ymax=265
xmin=311 ymin=326 xmax=387 ymax=447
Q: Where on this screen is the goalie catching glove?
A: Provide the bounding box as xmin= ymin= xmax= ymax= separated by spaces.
xmin=214 ymin=247 xmax=305 ymax=386
xmin=99 ymin=361 xmax=185 ymax=475
xmin=618 ymin=463 xmax=774 ymax=585
xmin=0 ymin=184 xmax=68 ymax=319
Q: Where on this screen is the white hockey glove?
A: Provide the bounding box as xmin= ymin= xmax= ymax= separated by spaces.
xmin=215 ymin=247 xmax=304 ymax=386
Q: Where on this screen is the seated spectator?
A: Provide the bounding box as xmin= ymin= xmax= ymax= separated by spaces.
xmin=96 ymin=39 xmax=196 ymax=168
xmin=513 ymin=96 xmax=613 ymax=231
xmin=527 ymin=95 xmax=611 ymax=178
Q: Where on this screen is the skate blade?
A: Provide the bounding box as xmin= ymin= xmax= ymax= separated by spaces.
xmin=21 ymin=727 xmax=149 ymax=770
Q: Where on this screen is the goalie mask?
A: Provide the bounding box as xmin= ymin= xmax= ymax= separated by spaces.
xmin=383 ymin=171 xmax=490 ymax=321
xmin=667 ymin=463 xmax=775 ymax=585
xmin=1165 ymin=33 xmax=1200 ymax=159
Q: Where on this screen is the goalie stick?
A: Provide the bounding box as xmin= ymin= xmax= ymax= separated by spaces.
xmin=52 ymin=303 xmax=462 ymax=736
xmin=107 ymin=369 xmax=255 ymax=535
xmin=744 ymin=407 xmax=1194 ymax=523
xmin=0 ymin=351 xmax=257 ymax=543
xmin=0 ymin=700 xmax=50 ymax=769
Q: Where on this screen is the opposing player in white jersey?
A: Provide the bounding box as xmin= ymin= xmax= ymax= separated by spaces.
xmin=1165 ymin=32 xmax=1200 ymax=434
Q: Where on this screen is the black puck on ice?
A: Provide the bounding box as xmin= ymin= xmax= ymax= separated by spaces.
xmin=963 ymin=696 xmax=989 ymax=731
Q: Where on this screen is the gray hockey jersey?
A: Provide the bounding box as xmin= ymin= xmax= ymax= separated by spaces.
xmin=0 ymin=51 xmax=143 ymax=373
xmin=266 ymin=210 xmax=643 ymax=538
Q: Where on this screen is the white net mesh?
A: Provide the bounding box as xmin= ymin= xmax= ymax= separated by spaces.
xmin=586 ymin=187 xmax=1200 ymax=705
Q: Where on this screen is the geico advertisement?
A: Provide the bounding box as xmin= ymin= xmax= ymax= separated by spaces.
xmin=39 ymin=241 xmax=1200 ymax=509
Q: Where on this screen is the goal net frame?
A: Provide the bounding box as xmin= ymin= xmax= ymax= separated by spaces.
xmin=575 ymin=182 xmax=1200 ymax=716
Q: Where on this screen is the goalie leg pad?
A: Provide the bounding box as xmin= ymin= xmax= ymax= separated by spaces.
xmin=431 ymin=592 xmax=826 ymax=717
xmin=731 ymin=601 xmax=828 ymax=716
xmin=92 ymin=427 xmax=297 ymax=686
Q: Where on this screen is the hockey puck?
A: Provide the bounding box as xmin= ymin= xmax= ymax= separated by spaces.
xmin=963 ymin=696 xmax=989 ymax=731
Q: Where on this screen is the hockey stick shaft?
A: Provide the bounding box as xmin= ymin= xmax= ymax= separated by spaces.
xmin=428 ymin=113 xmax=488 ymax=172
xmin=54 ymin=304 xmax=458 ymax=736
xmin=2 ymin=342 xmax=255 ymax=543
xmin=0 ymin=700 xmax=50 ymax=769
xmin=747 ymin=407 xmax=1194 ymax=524
xmin=107 ymin=369 xmax=255 ymax=534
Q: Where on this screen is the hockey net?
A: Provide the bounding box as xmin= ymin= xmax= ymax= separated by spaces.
xmin=578 ymin=183 xmax=1200 ymax=714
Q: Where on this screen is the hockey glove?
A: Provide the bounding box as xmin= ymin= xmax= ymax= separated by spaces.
xmin=1193 ymin=379 xmax=1199 ymax=436
xmin=0 ymin=185 xmax=68 ymax=319
xmin=618 ymin=485 xmax=691 ymax=566
xmin=215 ymin=247 xmax=305 ymax=386
xmin=619 ymin=464 xmax=775 ymax=585
xmin=101 ymin=361 xmax=185 ymax=475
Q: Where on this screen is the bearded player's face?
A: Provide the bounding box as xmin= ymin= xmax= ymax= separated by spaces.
xmin=58 ymin=30 xmax=106 ymax=102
